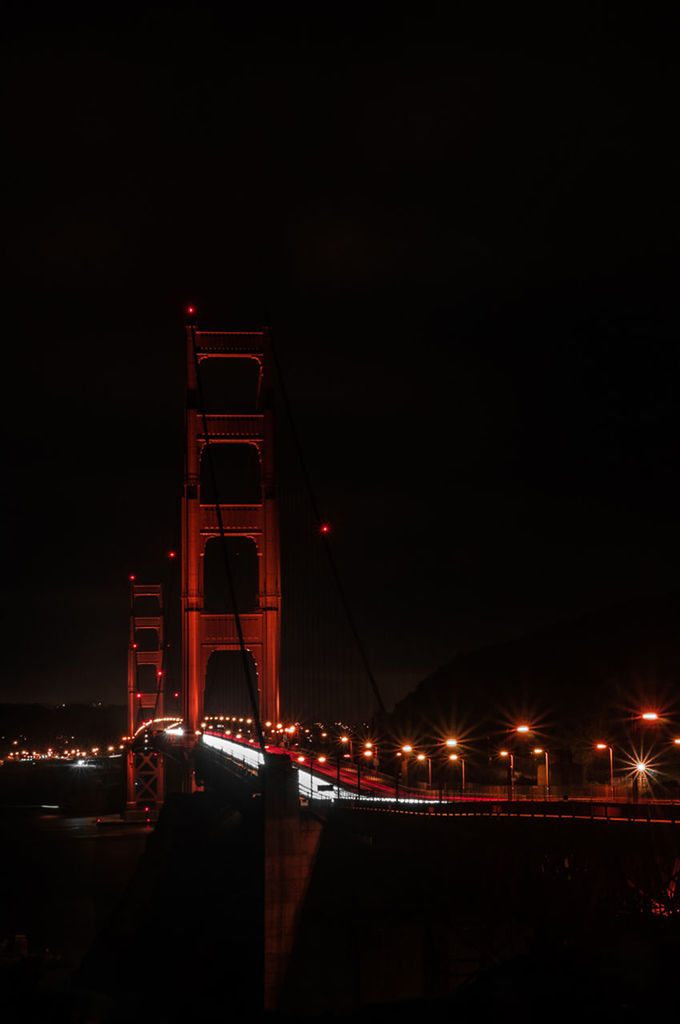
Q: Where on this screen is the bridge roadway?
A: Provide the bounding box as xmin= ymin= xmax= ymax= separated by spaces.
xmin=200 ymin=729 xmax=680 ymax=824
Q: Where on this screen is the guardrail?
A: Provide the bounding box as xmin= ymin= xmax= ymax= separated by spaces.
xmin=333 ymin=796 xmax=680 ymax=823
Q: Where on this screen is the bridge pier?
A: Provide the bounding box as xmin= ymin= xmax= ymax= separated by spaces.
xmin=262 ymin=752 xmax=322 ymax=1012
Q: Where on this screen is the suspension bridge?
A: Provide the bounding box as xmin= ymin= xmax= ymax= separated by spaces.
xmin=112 ymin=313 xmax=680 ymax=1015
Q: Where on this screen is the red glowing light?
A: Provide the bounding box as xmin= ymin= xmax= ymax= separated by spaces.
xmin=173 ymin=692 xmax=179 ymax=699
xmin=187 ymin=306 xmax=195 ymax=314
xmin=320 ymin=523 xmax=330 ymax=534
xmin=136 ymin=693 xmax=141 ymax=699
xmin=157 ymin=670 xmax=163 ymax=677
xmin=132 ymin=643 xmax=138 ymax=649
xmin=129 ymin=574 xmax=136 ymax=581
xmin=168 ymin=551 xmax=176 ymax=559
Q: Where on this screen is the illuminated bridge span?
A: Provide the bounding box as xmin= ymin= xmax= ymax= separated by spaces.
xmin=200 ymin=730 xmax=680 ymax=824
xmin=120 ymin=313 xmax=680 ymax=1014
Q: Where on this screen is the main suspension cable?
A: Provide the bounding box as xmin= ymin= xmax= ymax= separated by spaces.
xmin=267 ymin=323 xmax=387 ymax=717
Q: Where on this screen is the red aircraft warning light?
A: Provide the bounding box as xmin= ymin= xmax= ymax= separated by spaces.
xmin=187 ymin=306 xmax=195 ymax=315
xmin=129 ymin=574 xmax=136 ymax=581
xmin=320 ymin=523 xmax=331 ymax=535
xmin=168 ymin=551 xmax=176 ymax=559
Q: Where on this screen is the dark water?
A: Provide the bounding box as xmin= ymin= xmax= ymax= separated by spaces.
xmin=0 ymin=809 xmax=148 ymax=962
xmin=0 ymin=805 xmax=148 ymax=1022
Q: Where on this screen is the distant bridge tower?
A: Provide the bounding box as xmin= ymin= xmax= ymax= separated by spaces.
xmin=182 ymin=321 xmax=281 ymax=737
xmin=126 ymin=580 xmax=165 ymax=819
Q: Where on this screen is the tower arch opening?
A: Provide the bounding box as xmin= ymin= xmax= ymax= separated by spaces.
xmin=134 ymin=628 xmax=160 ymax=652
xmin=135 ymin=664 xmax=160 ymax=693
xmin=200 ymin=443 xmax=261 ymax=505
xmin=133 ymin=594 xmax=161 ymax=616
xmin=203 ymin=535 xmax=259 ymax=613
xmin=204 ymin=650 xmax=258 ymax=718
xmin=198 ymin=356 xmax=261 ymax=413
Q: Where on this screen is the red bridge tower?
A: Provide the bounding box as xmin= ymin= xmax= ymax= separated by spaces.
xmin=181 ymin=323 xmax=281 ymax=737
xmin=126 ymin=580 xmax=165 ymax=819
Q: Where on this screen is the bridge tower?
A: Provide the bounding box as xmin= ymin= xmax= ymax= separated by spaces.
xmin=126 ymin=580 xmax=165 ymax=819
xmin=182 ymin=321 xmax=281 ymax=737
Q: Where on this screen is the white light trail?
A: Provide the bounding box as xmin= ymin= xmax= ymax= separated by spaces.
xmin=201 ymin=732 xmax=445 ymax=806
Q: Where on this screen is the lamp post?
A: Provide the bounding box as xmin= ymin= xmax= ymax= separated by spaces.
xmin=500 ymin=750 xmax=514 ymax=800
xmin=401 ymin=744 xmax=413 ymax=789
xmin=595 ymin=743 xmax=614 ymax=799
xmin=533 ymin=747 xmax=550 ymax=797
xmin=339 ymin=733 xmax=353 ymax=756
xmin=416 ymin=752 xmax=432 ymax=789
xmin=449 ymin=753 xmax=465 ymax=792
xmin=362 ymin=747 xmax=372 ymax=797
xmin=633 ymin=760 xmax=648 ymax=803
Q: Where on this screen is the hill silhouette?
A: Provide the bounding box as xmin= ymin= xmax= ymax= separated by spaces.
xmin=390 ymin=593 xmax=680 ymax=752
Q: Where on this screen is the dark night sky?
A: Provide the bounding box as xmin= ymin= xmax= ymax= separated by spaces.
xmin=2 ymin=3 xmax=679 ymax=712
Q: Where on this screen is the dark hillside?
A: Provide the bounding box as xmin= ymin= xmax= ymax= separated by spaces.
xmin=390 ymin=592 xmax=680 ymax=748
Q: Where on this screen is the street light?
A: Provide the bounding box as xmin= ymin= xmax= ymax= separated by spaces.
xmin=633 ymin=760 xmax=649 ymax=802
xmin=515 ymin=725 xmax=530 ymax=734
xmin=533 ymin=747 xmax=550 ymax=797
xmin=448 ymin=752 xmax=465 ymax=791
xmin=500 ymin=750 xmax=515 ymax=799
xmin=595 ymin=743 xmax=614 ymax=799
xmin=401 ymin=744 xmax=413 ymax=787
xmin=416 ymin=752 xmax=432 ymax=788
xmin=340 ymin=734 xmax=353 ymax=756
